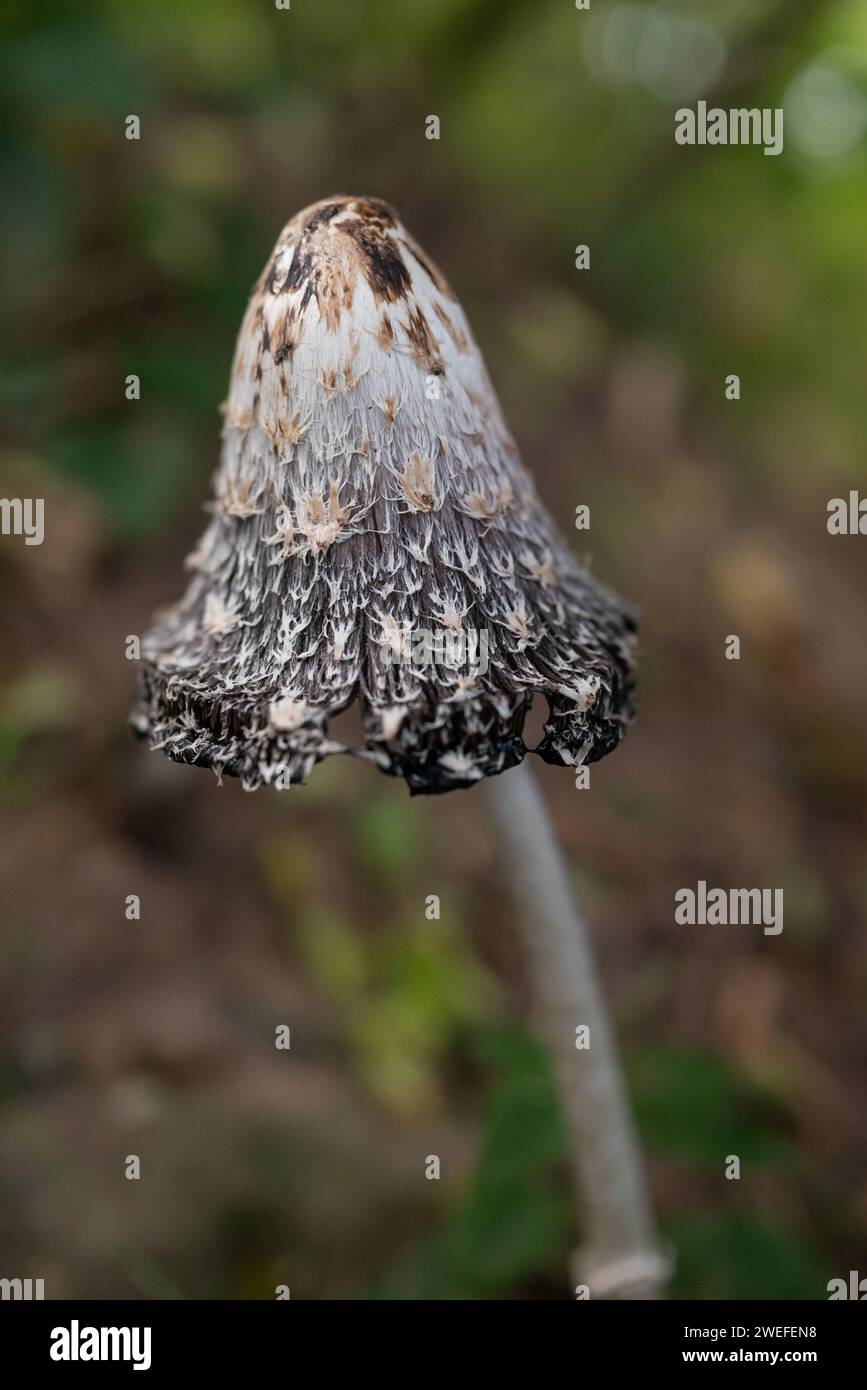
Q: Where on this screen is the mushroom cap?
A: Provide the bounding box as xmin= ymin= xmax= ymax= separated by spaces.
xmin=131 ymin=196 xmax=637 ymax=794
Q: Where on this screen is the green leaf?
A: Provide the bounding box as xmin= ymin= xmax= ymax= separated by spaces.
xmin=373 ymin=1026 xmax=571 ymax=1299
xmin=628 ymin=1044 xmax=791 ymax=1170
xmin=669 ymin=1211 xmax=828 ymax=1301
xmin=45 ymin=422 xmax=198 ymax=539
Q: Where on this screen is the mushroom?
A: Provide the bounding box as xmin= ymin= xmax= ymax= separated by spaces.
xmin=131 ymin=194 xmax=635 ymax=795
xmin=131 ymin=196 xmax=666 ymax=1296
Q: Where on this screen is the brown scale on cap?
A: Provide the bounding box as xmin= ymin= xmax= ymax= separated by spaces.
xmin=402 ymin=303 xmax=444 ymax=376
xmin=376 ymin=315 xmax=395 ymax=351
xmin=433 ymin=300 xmax=469 ymax=353
xmin=270 ymin=303 xmax=301 ymax=364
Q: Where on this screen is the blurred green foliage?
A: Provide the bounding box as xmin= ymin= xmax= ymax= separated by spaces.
xmin=629 ymin=1044 xmax=792 ymax=1169
xmin=0 ymin=667 xmax=80 ymax=794
xmin=296 ymin=902 xmax=498 ymax=1114
xmin=352 ymin=789 xmax=425 ymax=890
xmin=373 ymin=1027 xmax=572 ymax=1299
xmin=669 ymin=1212 xmax=826 ymax=1300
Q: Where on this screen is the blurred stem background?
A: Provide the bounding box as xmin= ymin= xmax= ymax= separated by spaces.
xmin=487 ymin=761 xmax=667 ymax=1298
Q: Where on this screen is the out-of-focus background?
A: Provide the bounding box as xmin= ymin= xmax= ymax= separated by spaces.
xmin=2 ymin=0 xmax=866 ymax=1300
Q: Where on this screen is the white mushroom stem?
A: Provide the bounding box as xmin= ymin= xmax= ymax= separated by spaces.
xmin=485 ymin=759 xmax=669 ymax=1299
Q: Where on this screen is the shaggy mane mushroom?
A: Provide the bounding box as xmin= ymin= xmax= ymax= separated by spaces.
xmin=130 ymin=197 xmax=666 ymax=1299
xmin=131 ymin=195 xmax=636 ymax=795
